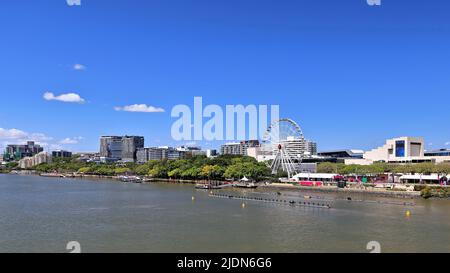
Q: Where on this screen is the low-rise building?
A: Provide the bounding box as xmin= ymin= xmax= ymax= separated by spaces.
xmin=177 ymin=146 xmax=206 ymax=158
xmin=206 ymin=149 xmax=218 ymax=158
xmin=137 ymin=148 xmax=164 ymax=163
xmin=364 ymin=137 xmax=425 ymax=163
xmin=318 ymin=150 xmax=364 ymax=159
xmin=344 ymin=137 xmax=450 ymax=165
xmin=220 ymin=140 xmax=260 ymax=156
xmin=75 ymin=153 xmax=100 ymax=163
xmin=281 ymin=138 xmax=317 ymax=157
xmin=136 ymin=147 xmax=187 ymax=163
xmin=99 ymin=157 xmax=119 ymax=164
xmin=247 ymin=146 xmax=274 ymax=162
xmin=425 ymin=149 xmax=450 ymax=157
xmin=294 ymin=163 xmax=318 ymax=173
xmin=52 ymin=150 xmax=72 ymax=158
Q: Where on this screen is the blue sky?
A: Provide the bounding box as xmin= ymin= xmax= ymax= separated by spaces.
xmin=0 ymin=0 xmax=449 ymax=153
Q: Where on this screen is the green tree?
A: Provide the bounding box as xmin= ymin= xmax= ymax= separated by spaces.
xmin=34 ymin=163 xmax=52 ymax=173
xmin=78 ymin=167 xmax=92 ymax=174
xmin=393 ymin=164 xmax=414 ymax=174
xmin=201 ymin=165 xmax=224 ymax=180
xmin=224 ymin=164 xmax=244 ymax=180
xmin=414 ymin=163 xmax=435 ymax=174
xmin=148 ymin=165 xmax=168 ymax=178
xmin=182 ymin=166 xmax=202 ymax=180
xmin=317 ymin=162 xmax=338 ymax=173
xmin=168 ymin=168 xmax=183 ymax=179
xmin=434 ymin=163 xmax=450 ymax=176
xmin=114 ymin=167 xmax=131 ymax=175
xmin=95 ymin=166 xmax=115 ymax=176
xmin=135 ymin=164 xmax=151 ymax=175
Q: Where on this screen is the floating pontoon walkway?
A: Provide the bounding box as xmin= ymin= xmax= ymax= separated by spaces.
xmin=209 ymin=192 xmax=332 ymax=209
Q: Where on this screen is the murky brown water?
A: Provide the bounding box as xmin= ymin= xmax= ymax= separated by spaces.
xmin=1 ymin=174 xmax=449 ymax=253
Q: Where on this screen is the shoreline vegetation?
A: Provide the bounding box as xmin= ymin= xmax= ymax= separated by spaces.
xmin=1 ymin=155 xmax=449 ymax=199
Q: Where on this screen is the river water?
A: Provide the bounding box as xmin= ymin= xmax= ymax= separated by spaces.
xmin=0 ymin=174 xmax=449 ymax=253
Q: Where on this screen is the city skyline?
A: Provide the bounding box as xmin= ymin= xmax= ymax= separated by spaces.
xmin=1 ymin=1 xmax=450 ymax=153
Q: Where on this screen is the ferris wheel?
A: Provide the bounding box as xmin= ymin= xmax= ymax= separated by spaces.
xmin=261 ymin=118 xmax=305 ymax=179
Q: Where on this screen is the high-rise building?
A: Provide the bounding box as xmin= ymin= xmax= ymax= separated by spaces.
xmin=220 ymin=140 xmax=260 ymax=156
xmin=100 ymin=136 xmax=122 ymax=159
xmin=99 ymin=136 xmax=144 ymax=162
xmin=4 ymin=141 xmax=44 ymax=161
xmin=121 ymin=136 xmax=145 ymax=162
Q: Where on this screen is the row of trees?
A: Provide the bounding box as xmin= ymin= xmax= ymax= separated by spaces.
xmin=317 ymin=162 xmax=450 ymax=176
xmin=32 ymin=155 xmax=272 ymax=181
xmin=15 ymin=156 xmax=450 ymax=180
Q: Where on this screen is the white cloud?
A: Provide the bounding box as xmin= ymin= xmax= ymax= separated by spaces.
xmin=66 ymin=0 xmax=81 ymax=6
xmin=0 ymin=128 xmax=28 ymax=140
xmin=445 ymin=142 xmax=450 ymax=146
xmin=49 ymin=144 xmax=63 ymax=150
xmin=29 ymin=133 xmax=53 ymax=142
xmin=0 ymin=128 xmax=85 ymax=151
xmin=59 ymin=137 xmax=84 ymax=145
xmin=114 ymin=104 xmax=165 ymax=113
xmin=43 ymin=92 xmax=85 ymax=103
xmin=73 ymin=63 xmax=86 ymax=70
xmin=0 ymin=128 xmax=53 ymax=145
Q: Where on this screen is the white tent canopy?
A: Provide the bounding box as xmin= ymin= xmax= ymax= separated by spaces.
xmin=400 ymin=174 xmax=439 ymax=181
xmin=293 ymin=173 xmax=338 ymax=180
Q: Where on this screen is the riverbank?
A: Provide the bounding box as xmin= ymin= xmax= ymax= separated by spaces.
xmin=5 ymin=171 xmax=444 ymax=199
xmin=9 ymin=171 xmax=222 ymax=184
xmin=261 ymin=183 xmax=422 ymax=199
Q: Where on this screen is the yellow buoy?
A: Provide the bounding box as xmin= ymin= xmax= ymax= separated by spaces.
xmin=192 ymin=196 xmax=196 ymax=201
xmin=406 ymin=211 xmax=411 ymax=217
xmin=242 ymin=203 xmax=246 ymax=208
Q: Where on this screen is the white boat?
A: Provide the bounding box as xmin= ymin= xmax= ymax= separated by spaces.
xmin=233 ymin=182 xmax=258 ymax=189
xmin=118 ymin=176 xmax=142 ymax=183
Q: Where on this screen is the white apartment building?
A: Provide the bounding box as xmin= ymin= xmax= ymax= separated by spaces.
xmin=220 ymin=140 xmax=260 ymax=156
xmin=18 ymin=152 xmax=52 ymax=169
xmin=281 ymin=137 xmax=317 ymax=158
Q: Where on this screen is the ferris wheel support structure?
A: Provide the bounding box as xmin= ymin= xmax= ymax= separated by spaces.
xmin=262 ymin=118 xmax=305 ymax=180
xmin=270 ymin=144 xmax=297 ymax=178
